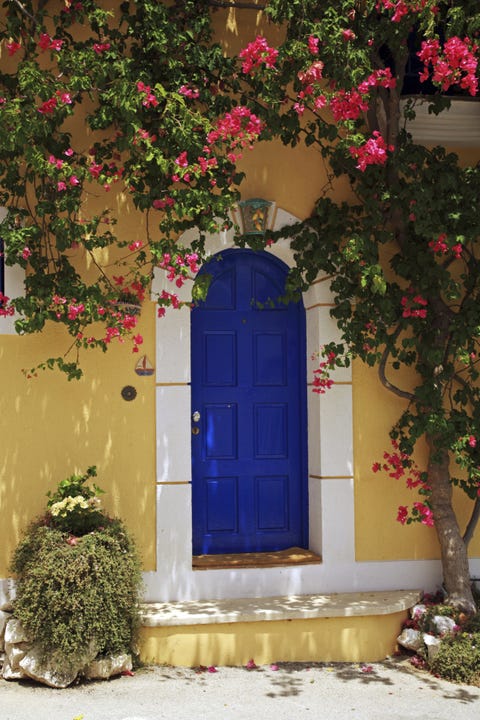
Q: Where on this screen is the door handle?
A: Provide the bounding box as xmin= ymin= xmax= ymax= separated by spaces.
xmin=192 ymin=426 xmax=200 ymax=435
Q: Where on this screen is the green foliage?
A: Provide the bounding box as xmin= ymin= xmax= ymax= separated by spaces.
xmin=11 ymin=521 xmax=142 ymax=668
xmin=46 ymin=466 xmax=105 ymax=536
xmin=430 ymin=631 xmax=480 ymax=684
xmin=10 ymin=469 xmax=142 ymax=668
xmin=0 ymin=0 xmax=246 ymax=377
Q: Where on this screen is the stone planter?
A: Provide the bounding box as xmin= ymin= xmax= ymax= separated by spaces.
xmin=0 ymin=614 xmax=133 ymax=688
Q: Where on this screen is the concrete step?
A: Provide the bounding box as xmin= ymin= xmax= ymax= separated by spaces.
xmin=139 ymin=589 xmax=420 ymax=666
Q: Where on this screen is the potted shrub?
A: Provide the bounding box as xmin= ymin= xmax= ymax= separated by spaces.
xmin=3 ymin=467 xmax=142 ymax=687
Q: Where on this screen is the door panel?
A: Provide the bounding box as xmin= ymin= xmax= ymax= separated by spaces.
xmin=191 ymin=250 xmax=307 ymax=555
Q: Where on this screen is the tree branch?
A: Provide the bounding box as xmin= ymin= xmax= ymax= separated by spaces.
xmin=10 ymin=0 xmax=35 ymax=22
xmin=378 ymin=326 xmax=415 ymax=400
xmin=463 ymin=496 xmax=480 ymax=549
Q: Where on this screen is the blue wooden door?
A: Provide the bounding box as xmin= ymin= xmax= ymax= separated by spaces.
xmin=191 ymin=249 xmax=307 ymax=555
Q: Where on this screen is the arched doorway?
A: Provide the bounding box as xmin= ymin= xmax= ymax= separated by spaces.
xmin=191 ymin=249 xmax=308 ymax=555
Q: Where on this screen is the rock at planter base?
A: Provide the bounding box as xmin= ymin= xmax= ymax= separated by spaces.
xmin=5 ymin=641 xmax=31 ymax=672
xmin=410 ymin=604 xmax=427 ymax=622
xmin=424 ymin=633 xmax=442 ymax=663
xmin=0 ymin=610 xmax=11 ymax=651
xmin=431 ymin=615 xmax=456 ymax=636
xmin=0 ymin=579 xmax=16 ymax=612
xmin=4 ymin=618 xmax=31 ymax=645
xmin=397 ymin=628 xmax=424 ymax=652
xmin=83 ymin=653 xmax=133 ymax=680
xmin=2 ymin=656 xmax=28 ymax=681
xmin=20 ymin=641 xmax=99 ymax=689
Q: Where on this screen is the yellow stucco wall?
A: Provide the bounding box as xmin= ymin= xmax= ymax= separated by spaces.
xmin=139 ymin=611 xmax=408 ymax=666
xmin=1 ymin=3 xmax=479 ymax=579
xmin=353 ymin=360 xmax=480 ymax=561
xmin=0 ymin=303 xmax=156 ymax=576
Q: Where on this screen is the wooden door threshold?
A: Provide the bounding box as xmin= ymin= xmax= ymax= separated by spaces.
xmin=192 ymin=546 xmax=322 ymax=570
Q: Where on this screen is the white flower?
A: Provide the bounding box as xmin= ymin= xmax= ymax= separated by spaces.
xmin=50 ymin=495 xmax=89 ymax=517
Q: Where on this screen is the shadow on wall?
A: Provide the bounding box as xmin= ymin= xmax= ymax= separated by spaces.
xmin=0 ymin=314 xmax=157 ymax=577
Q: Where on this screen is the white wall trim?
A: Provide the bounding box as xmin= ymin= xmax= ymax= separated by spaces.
xmin=402 ymin=96 xmax=480 ymax=147
xmin=149 ymin=206 xmax=359 ymax=602
xmin=0 ymin=206 xmax=24 ymax=336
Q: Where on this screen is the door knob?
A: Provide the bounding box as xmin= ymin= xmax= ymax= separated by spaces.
xmin=192 ymin=411 xmax=201 ymax=422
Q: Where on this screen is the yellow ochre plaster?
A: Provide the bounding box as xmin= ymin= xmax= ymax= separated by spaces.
xmin=139 ymin=612 xmax=408 ymax=667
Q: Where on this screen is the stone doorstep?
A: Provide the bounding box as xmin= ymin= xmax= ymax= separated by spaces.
xmin=140 ymin=590 xmax=422 ymax=628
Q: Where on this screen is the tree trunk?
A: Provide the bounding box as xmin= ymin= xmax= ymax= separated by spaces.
xmin=427 ymin=433 xmax=476 ymax=614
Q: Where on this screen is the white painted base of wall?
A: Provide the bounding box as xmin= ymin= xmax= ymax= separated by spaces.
xmin=142 ymin=480 xmax=480 ymax=603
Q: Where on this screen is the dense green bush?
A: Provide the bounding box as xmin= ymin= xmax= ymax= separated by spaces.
xmin=430 ymin=631 xmax=480 ymax=685
xmin=10 ymin=471 xmax=142 ymax=669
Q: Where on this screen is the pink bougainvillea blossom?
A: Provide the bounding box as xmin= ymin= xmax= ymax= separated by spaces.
xmin=239 ymin=36 xmax=278 ymax=75
xmin=357 ymin=68 xmax=396 ymax=94
xmin=67 ymin=302 xmax=85 ymax=320
xmin=397 ymin=505 xmax=409 ymax=525
xmin=152 ymin=197 xmax=175 ymax=210
xmin=373 ymin=440 xmax=433 ymax=526
xmin=179 ymin=85 xmax=200 ymax=99
xmin=311 ymin=350 xmax=336 ymax=394
xmin=308 ymin=35 xmax=319 ymax=56
xmin=401 ymin=292 xmax=428 ymax=319
xmin=21 ymin=247 xmax=32 ymax=260
xmin=298 ymin=60 xmax=324 ymax=86
xmin=132 ymin=334 xmax=143 ymax=353
xmin=48 ymin=155 xmax=64 ymax=169
xmin=128 ymin=240 xmax=143 ymax=252
xmin=413 ymin=501 xmax=434 ymax=526
xmin=93 ymin=42 xmax=111 ymax=54
xmin=160 ymin=289 xmax=180 ymax=309
xmin=375 ymin=0 xmax=430 ymax=23
xmin=206 ymin=106 xmax=264 ymax=150
xmin=349 ymin=131 xmax=393 ymax=171
xmin=38 ymin=97 xmax=58 ymax=114
xmin=330 ymin=89 xmax=369 ymax=122
xmin=342 ymin=29 xmax=356 ymax=42
xmin=175 ymin=151 xmax=189 ymax=168
xmin=428 ymin=232 xmax=448 ymax=254
xmin=38 ymin=33 xmax=63 ymax=52
xmin=136 ymin=81 xmax=159 ymax=108
xmin=418 ymin=36 xmax=478 ymax=96
xmin=56 ymin=91 xmax=72 ymax=105
xmin=6 ymin=40 xmax=21 ymax=56
xmin=88 ymin=162 xmax=103 ymax=179
xmin=0 ymin=292 xmax=14 ymax=317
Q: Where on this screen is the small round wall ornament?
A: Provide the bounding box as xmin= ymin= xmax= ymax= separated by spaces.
xmin=121 ymin=385 xmax=137 ymax=401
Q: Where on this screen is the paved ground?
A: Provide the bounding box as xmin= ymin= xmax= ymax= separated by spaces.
xmin=1 ymin=657 xmax=480 ymax=720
